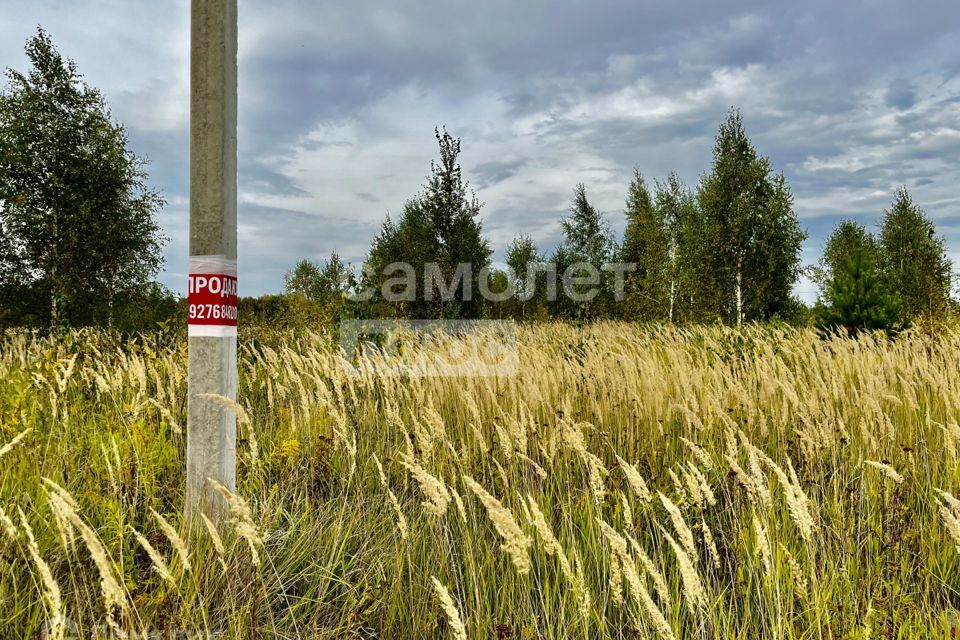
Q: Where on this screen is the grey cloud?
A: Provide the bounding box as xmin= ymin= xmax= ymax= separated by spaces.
xmin=240 ymin=164 xmax=309 ymax=198
xmin=482 ymin=206 xmax=566 ymax=258
xmin=472 ymin=159 xmax=527 ymax=189
xmin=236 ymin=204 xmax=376 ymax=294
xmin=1 ymin=0 xmax=959 ymax=299
xmin=886 ymin=79 xmax=917 ymax=110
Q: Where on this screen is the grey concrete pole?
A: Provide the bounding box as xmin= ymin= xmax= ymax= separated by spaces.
xmin=186 ymin=0 xmax=238 ymax=524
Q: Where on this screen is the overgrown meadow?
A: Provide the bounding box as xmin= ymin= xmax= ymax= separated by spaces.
xmin=2 ymin=324 xmax=960 ymax=638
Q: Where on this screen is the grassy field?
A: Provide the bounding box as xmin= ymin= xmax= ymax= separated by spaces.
xmin=2 ymin=323 xmax=960 ymax=638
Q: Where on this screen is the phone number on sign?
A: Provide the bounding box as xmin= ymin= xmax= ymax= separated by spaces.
xmin=189 ymin=303 xmax=238 ymax=321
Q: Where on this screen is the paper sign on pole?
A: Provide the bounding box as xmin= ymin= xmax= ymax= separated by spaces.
xmin=188 ymin=255 xmax=238 ymax=337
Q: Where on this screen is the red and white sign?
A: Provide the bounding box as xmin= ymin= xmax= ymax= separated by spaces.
xmin=188 ymin=255 xmax=238 ymax=337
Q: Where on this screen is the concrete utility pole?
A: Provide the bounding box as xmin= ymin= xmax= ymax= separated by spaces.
xmin=186 ymin=0 xmax=239 ymax=524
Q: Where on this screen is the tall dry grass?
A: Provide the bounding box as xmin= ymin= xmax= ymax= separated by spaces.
xmin=0 ymin=323 xmax=959 ymax=637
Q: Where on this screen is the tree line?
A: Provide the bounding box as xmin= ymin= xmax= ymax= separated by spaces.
xmin=814 ymin=190 xmax=953 ymax=334
xmin=0 ymin=30 xmax=953 ymax=334
xmin=284 ymin=115 xmax=953 ymax=334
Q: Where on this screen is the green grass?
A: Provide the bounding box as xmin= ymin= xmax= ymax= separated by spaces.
xmin=1 ymin=323 xmax=960 ymax=638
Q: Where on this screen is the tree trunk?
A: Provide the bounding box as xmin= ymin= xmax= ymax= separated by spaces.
xmin=669 ymin=278 xmax=676 ymax=323
xmin=51 ymin=208 xmax=59 ymax=328
xmin=735 ymin=259 xmax=743 ymax=326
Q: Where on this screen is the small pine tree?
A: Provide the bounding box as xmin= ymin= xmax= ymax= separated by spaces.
xmin=620 ymin=170 xmax=670 ymax=321
xmin=555 ymin=184 xmax=613 ymax=320
xmin=813 ymin=220 xmax=879 ymax=290
xmin=561 ymin=184 xmax=613 ymax=264
xmin=365 ymin=128 xmax=491 ymax=319
xmin=816 ymin=245 xmax=900 ymax=336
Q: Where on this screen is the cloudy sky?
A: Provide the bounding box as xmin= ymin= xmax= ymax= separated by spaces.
xmin=2 ymin=1 xmax=959 ymax=301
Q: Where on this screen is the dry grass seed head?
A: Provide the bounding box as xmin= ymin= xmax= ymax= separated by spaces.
xmin=0 ymin=504 xmax=17 ymax=541
xmin=657 ymin=522 xmax=707 ymax=616
xmin=864 ymin=460 xmax=904 ymax=484
xmin=430 ymin=577 xmax=468 ymax=640
xmin=208 ymin=479 xmax=264 ymax=567
xmin=399 ymin=455 xmax=451 ymax=518
xmin=130 ymin=526 xmax=176 ymax=586
xmin=658 ymin=492 xmax=697 ymax=560
xmin=625 ymin=533 xmax=673 ymax=609
xmin=150 ymin=508 xmax=191 ymax=572
xmin=18 ymin=507 xmax=66 ymax=640
xmin=0 ymin=428 xmax=32 ymax=459
xmin=616 ymin=455 xmax=652 ymax=503
xmin=464 ymin=476 xmax=531 ymax=575
xmin=199 ymin=512 xmax=227 ymax=560
xmin=598 ymin=519 xmax=675 ymax=640
xmin=42 ymin=484 xmax=128 ymax=624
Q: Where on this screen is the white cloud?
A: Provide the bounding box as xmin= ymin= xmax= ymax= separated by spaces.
xmin=2 ymin=0 xmax=960 ymax=296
